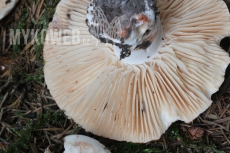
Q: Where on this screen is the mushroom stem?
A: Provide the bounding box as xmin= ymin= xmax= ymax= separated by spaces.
xmin=86 ymin=0 xmax=163 ymax=64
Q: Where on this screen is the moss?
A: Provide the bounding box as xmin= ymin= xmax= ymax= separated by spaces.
xmin=8 ymin=0 xmax=61 ymax=84
xmin=3 ymin=0 xmax=62 ymax=152
xmin=19 ymin=68 xmax=44 ymax=83
xmin=166 ymin=122 xmax=225 ymax=153
xmin=107 ymin=142 xmax=165 ymax=153
xmin=4 ymin=110 xmax=66 ymax=153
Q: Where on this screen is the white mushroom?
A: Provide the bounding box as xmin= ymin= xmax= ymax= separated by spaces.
xmin=44 ymin=135 xmax=110 ymax=153
xmin=0 ymin=0 xmax=18 ymax=20
xmin=44 ymin=146 xmax=52 ymax=153
xmin=63 ymin=135 xmax=110 ymax=153
xmin=43 ymin=0 xmax=230 ymax=142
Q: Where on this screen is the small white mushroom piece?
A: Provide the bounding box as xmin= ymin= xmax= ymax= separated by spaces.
xmin=44 ymin=146 xmax=52 ymax=153
xmin=0 ymin=0 xmax=18 ymax=20
xmin=63 ymin=135 xmax=111 ymax=153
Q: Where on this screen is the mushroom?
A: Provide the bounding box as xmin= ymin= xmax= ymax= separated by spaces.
xmin=63 ymin=135 xmax=110 ymax=153
xmin=44 ymin=146 xmax=52 ymax=153
xmin=0 ymin=0 xmax=18 ymax=20
xmin=44 ymin=135 xmax=110 ymax=153
xmin=43 ymin=0 xmax=230 ymax=142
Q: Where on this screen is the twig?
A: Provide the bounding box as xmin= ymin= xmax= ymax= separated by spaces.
xmin=43 ymin=130 xmax=52 ymax=145
xmin=220 ymin=129 xmax=230 ymax=145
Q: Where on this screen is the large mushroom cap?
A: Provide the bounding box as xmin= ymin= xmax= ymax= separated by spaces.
xmin=44 ymin=0 xmax=230 ymax=142
xmin=0 ymin=0 xmax=18 ymax=20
